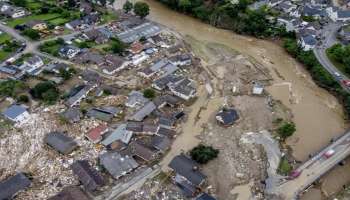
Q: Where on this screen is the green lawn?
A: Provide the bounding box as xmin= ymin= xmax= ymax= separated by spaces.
xmin=100 ymin=12 xmax=118 ymax=24
xmin=6 ymin=13 xmax=62 ymax=27
xmin=49 ymin=18 xmax=71 ymax=26
xmin=0 ymin=33 xmax=11 ymax=44
xmin=0 ymin=50 xmax=10 ymax=62
xmin=326 ymin=49 xmax=350 ymax=77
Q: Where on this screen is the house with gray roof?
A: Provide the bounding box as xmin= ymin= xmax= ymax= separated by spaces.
xmin=59 ymin=45 xmax=81 ymax=59
xmin=2 ymin=104 xmax=29 ymax=122
xmin=129 ymin=141 xmax=158 ymax=162
xmin=215 ymin=108 xmax=239 ymax=127
xmin=0 ymin=173 xmax=31 ymax=200
xmin=99 ymin=152 xmax=139 ymax=179
xmin=125 ymin=90 xmax=149 ymax=108
xmin=169 ymin=155 xmax=206 ymax=197
xmin=129 ymin=101 xmax=157 ymax=121
xmin=151 ymin=135 xmax=171 ymax=153
xmin=298 ymin=34 xmax=317 ymax=51
xmin=87 ymin=107 xmax=120 ymax=122
xmin=169 ymin=78 xmax=197 ymax=101
xmin=101 ymin=124 xmax=133 ymax=146
xmin=61 ymin=107 xmax=81 ymax=123
xmin=71 ymin=160 xmax=104 ymax=192
xmin=44 ymin=131 xmax=78 ymax=154
xmin=66 ymin=84 xmax=96 ymax=107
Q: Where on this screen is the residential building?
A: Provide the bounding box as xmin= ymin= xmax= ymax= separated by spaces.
xmin=2 ymin=104 xmax=29 ymax=122
xmin=59 ymin=45 xmax=81 ymax=59
xmin=129 ymin=101 xmax=157 ymax=122
xmin=26 ymin=20 xmax=47 ymax=31
xmin=99 ymin=152 xmax=139 ymax=179
xmin=65 ymin=84 xmax=96 ymax=107
xmin=101 ymin=124 xmax=133 ymax=146
xmin=151 ymin=135 xmax=171 ymax=153
xmin=196 ymin=193 xmax=217 ymax=200
xmin=0 ymin=173 xmax=31 ymax=200
xmin=129 ymin=141 xmax=158 ymax=162
xmin=65 ymin=19 xmax=83 ymax=30
xmin=169 ymin=54 xmax=192 ymax=66
xmin=125 ymin=90 xmax=149 ymax=108
xmin=215 ymin=108 xmax=239 ymax=127
xmin=86 ymin=124 xmax=108 ymax=143
xmin=24 ymin=55 xmax=44 ymax=71
xmin=169 ymin=78 xmax=197 ymax=100
xmin=71 ymin=160 xmax=105 ymax=192
xmin=61 ymin=107 xmax=82 ymax=123
xmin=44 ymin=131 xmax=78 ymax=155
xmin=298 ymin=34 xmax=317 ymax=51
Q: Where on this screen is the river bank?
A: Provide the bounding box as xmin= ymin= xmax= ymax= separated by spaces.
xmin=114 ymin=0 xmax=349 ymax=198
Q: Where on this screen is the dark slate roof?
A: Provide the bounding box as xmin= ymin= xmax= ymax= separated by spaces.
xmin=215 ymin=108 xmax=239 ymax=126
xmin=0 ymin=173 xmax=31 ymax=200
xmin=61 ymin=107 xmax=81 ymax=123
xmin=48 ymin=186 xmax=91 ymax=200
xmin=44 ymin=132 xmax=78 ymax=154
xmin=129 ymin=141 xmax=157 ymax=162
xmin=151 ymin=135 xmax=171 ymax=152
xmin=71 ymin=160 xmax=104 ymax=192
xmin=168 ymin=155 xmax=206 ymax=186
xmin=2 ymin=104 xmax=27 ymax=120
xmin=196 ymin=193 xmax=217 ymax=200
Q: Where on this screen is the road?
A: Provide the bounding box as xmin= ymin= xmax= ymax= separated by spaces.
xmin=269 ymin=130 xmax=350 ymax=199
xmin=313 ymin=22 xmax=350 ymax=90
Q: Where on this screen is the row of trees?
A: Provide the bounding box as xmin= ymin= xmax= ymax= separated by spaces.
xmin=158 ymin=0 xmax=280 ymax=37
xmin=123 ymin=1 xmax=150 ymax=19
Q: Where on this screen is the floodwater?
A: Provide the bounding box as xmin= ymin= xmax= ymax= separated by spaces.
xmin=143 ymin=0 xmax=347 ymax=162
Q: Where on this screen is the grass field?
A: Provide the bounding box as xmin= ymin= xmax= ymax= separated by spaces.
xmin=6 ymin=13 xmax=62 ymax=27
xmin=0 ymin=50 xmax=10 ymax=62
xmin=0 ymin=33 xmax=11 ymax=44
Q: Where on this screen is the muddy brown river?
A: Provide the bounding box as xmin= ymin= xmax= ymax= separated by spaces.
xmin=115 ymin=0 xmax=349 ymax=197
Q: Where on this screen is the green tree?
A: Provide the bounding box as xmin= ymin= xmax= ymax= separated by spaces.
xmin=190 ymin=144 xmax=219 ymax=164
xmin=12 ymin=0 xmax=26 ymax=7
xmin=110 ymin=37 xmax=126 ymax=55
xmin=277 ymin=122 xmax=296 ymax=139
xmin=30 ymin=81 xmax=59 ymax=104
xmin=123 ymin=1 xmax=133 ymax=13
xmin=0 ymin=80 xmax=26 ymax=97
xmin=143 ymin=88 xmax=156 ymax=99
xmin=23 ymin=29 xmax=40 ymax=40
xmin=134 ymin=2 xmax=150 ymax=19
xmin=59 ymin=68 xmax=72 ymax=80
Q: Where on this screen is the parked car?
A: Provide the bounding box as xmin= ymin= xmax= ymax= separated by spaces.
xmin=323 ymin=149 xmax=335 ymax=159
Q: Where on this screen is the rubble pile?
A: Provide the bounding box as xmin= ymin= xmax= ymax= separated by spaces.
xmin=0 ymin=105 xmax=104 ymax=199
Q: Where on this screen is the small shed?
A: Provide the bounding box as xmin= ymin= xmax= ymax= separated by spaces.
xmin=0 ymin=173 xmax=31 ymax=200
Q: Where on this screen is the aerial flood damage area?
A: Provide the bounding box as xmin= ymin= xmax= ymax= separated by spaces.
xmin=0 ymin=0 xmax=350 ymax=200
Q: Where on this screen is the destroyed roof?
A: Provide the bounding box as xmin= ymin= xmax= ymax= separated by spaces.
xmin=151 ymin=135 xmax=171 ymax=152
xmin=153 ymin=74 xmax=184 ymax=90
xmin=129 ymin=101 xmax=157 ymax=121
xmin=125 ymin=90 xmax=149 ymax=107
xmin=44 ymin=131 xmax=78 ymax=154
xmin=215 ymin=108 xmax=239 ymax=126
xmin=48 ymin=186 xmax=91 ymax=200
xmin=81 ymin=70 xmax=102 ymax=83
xmin=157 ymin=127 xmax=177 ymax=138
xmin=196 ymin=193 xmax=217 ymax=200
xmin=87 ymin=108 xmax=114 ymax=122
xmin=101 ymin=124 xmax=133 ymax=146
xmin=130 ymin=141 xmax=157 ymax=162
xmin=175 ymin=174 xmax=197 ymax=197
xmin=71 ymin=160 xmax=104 ymax=192
xmin=0 ymin=173 xmax=31 ymax=200
xmin=86 ymin=124 xmax=108 ymax=143
xmin=126 ymin=121 xmax=144 ymax=132
xmin=99 ymin=152 xmax=139 ymax=179
xmin=66 ymin=84 xmax=95 ymax=107
xmin=150 ymin=59 xmax=168 ymax=72
xmin=153 ymin=94 xmax=181 ymax=108
xmin=169 ymin=155 xmax=206 ymax=186
xmin=61 ymin=107 xmax=81 ymax=123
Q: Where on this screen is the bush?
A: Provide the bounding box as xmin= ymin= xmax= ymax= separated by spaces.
xmin=143 ymin=88 xmax=156 ymax=99
xmin=277 ymin=122 xmax=296 ymax=139
xmin=17 ymin=94 xmax=29 ymax=103
xmin=190 ymin=144 xmax=219 ymax=164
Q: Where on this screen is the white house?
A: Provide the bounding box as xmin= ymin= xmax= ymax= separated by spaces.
xmin=2 ymin=104 xmax=30 ymax=122
xmin=298 ymin=35 xmax=317 ymax=51
xmin=59 ymin=46 xmax=81 ymax=59
xmin=24 ymin=56 xmax=44 ymax=69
